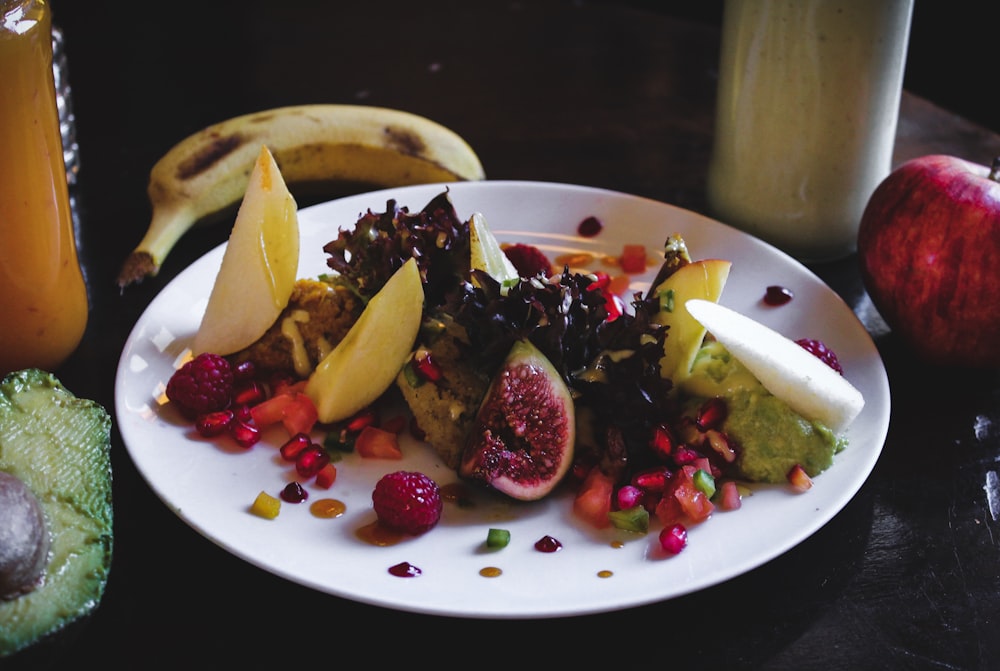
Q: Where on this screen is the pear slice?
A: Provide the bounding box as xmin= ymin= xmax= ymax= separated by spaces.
xmin=685 ymin=299 xmax=864 ymax=433
xmin=305 ymin=257 xmax=424 ymax=423
xmin=652 ymin=259 xmax=732 ymax=385
xmin=193 ymin=145 xmax=299 ymax=356
xmin=469 ymin=212 xmax=519 ymax=291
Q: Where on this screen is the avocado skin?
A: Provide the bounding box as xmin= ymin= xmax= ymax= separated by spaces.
xmin=0 ymin=369 xmax=113 ymax=658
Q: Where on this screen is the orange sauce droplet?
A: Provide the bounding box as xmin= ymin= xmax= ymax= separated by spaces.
xmin=479 ymin=566 xmax=502 ymax=578
xmin=610 ymin=540 xmax=625 ymax=549
xmin=310 ymin=498 xmax=346 ymax=518
xmin=597 ymin=570 xmax=613 ymax=578
xmin=554 ymin=252 xmax=595 ymax=268
xmin=356 ymin=520 xmax=406 ymax=546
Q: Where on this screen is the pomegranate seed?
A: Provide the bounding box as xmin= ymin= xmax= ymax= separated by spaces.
xmin=280 ymin=481 xmax=308 ymax=503
xmin=648 ymin=424 xmax=675 ymax=459
xmin=616 ymin=485 xmax=644 ymax=510
xmin=632 ymin=467 xmax=670 ymax=494
xmin=232 ymin=404 xmax=253 ymax=424
xmin=695 ymin=397 xmax=727 ymax=431
xmin=659 ymin=523 xmax=688 ymax=555
xmin=232 ymin=380 xmax=267 ymax=407
xmin=295 ymin=445 xmax=330 ymax=478
xmin=280 ymin=433 xmax=312 ymax=461
xmin=229 ymin=419 xmax=261 ymax=448
xmin=345 ymin=407 xmax=378 ymax=433
xmin=763 ymin=285 xmax=793 ymax=306
xmin=672 ymin=447 xmax=700 ymax=465
xmin=196 ymin=409 xmax=234 ymax=437
xmin=232 ymin=360 xmax=257 ymax=381
xmin=412 ymin=349 xmax=443 ymax=382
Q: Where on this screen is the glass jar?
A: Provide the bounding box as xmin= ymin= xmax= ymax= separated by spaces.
xmin=706 ymin=0 xmax=914 ymax=262
xmin=0 ymin=0 xmax=88 ymax=374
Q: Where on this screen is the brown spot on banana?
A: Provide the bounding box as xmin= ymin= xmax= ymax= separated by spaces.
xmin=116 ymin=104 xmax=485 ymax=290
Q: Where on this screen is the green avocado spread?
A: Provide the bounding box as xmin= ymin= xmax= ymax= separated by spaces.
xmin=681 ymin=340 xmax=845 ymax=483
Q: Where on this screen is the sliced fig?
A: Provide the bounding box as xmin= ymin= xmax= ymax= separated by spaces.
xmin=459 ymin=339 xmax=575 ymax=501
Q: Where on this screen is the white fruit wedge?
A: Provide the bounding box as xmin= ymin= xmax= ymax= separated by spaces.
xmin=305 ymin=257 xmax=424 ymax=423
xmin=652 ymin=259 xmax=732 ymax=385
xmin=685 ymin=299 xmax=865 ymax=433
xmin=193 ymin=145 xmax=299 ymax=356
xmin=469 ymin=211 xmax=519 ymax=292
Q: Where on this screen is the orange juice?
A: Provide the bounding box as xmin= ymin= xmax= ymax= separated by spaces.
xmin=0 ymin=0 xmax=88 ymax=374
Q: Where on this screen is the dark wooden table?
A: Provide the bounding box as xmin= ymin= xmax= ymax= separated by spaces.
xmin=16 ymin=1 xmax=1000 ymax=668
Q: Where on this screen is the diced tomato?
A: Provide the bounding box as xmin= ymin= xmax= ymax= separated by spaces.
xmin=249 ymin=393 xmax=295 ymax=428
xmin=787 ymin=464 xmax=813 ymax=492
xmin=572 ymin=466 xmax=614 ymax=529
xmin=716 ymin=480 xmax=742 ymax=511
xmin=619 ymin=244 xmax=647 ymax=274
xmin=314 ymin=462 xmax=338 ymax=489
xmin=655 ymin=465 xmax=714 ymax=526
xmin=355 ymin=426 xmax=403 ymax=459
xmin=281 ymin=393 xmax=318 ymax=436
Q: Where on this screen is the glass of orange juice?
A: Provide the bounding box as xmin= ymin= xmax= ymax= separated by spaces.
xmin=0 ymin=0 xmax=88 ymax=375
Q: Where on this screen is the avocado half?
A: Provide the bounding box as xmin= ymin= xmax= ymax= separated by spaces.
xmin=0 ymin=369 xmax=113 ymax=658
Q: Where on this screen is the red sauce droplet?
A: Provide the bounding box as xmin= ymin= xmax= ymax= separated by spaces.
xmin=578 ymin=215 xmax=603 ymax=238
xmin=389 ymin=561 xmax=421 ymax=577
xmin=280 ymin=482 xmax=308 ymax=503
xmin=534 ymin=535 xmax=562 ymax=553
xmin=763 ymin=285 xmax=794 ymax=306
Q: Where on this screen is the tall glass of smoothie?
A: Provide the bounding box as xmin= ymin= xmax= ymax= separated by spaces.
xmin=0 ymin=0 xmax=88 ymax=374
xmin=706 ymin=0 xmax=914 ymax=262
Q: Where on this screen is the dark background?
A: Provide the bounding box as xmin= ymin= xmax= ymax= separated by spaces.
xmin=613 ymin=1 xmax=995 ymax=134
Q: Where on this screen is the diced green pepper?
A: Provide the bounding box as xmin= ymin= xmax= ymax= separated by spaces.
xmin=693 ymin=468 xmax=716 ymax=498
xmin=608 ymin=505 xmax=649 ymax=533
xmin=486 ymin=528 xmax=511 ymax=548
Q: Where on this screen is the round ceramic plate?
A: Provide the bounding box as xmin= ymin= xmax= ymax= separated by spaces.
xmin=115 ymin=181 xmax=890 ymax=619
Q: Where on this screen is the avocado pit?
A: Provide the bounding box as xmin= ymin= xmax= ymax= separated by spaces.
xmin=0 ymin=471 xmax=50 ymax=601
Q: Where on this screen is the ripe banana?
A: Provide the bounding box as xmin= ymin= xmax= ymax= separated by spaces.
xmin=116 ymin=104 xmax=486 ymax=288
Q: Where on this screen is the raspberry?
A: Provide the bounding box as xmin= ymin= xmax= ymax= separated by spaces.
xmin=166 ymin=353 xmax=234 ymax=416
xmin=795 ymin=338 xmax=844 ymax=374
xmin=503 ymin=243 xmax=551 ymax=278
xmin=372 ymin=471 xmax=443 ymax=535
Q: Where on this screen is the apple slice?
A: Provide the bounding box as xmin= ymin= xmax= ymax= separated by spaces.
xmin=193 ymin=145 xmax=298 ymax=356
xmin=685 ymin=299 xmax=864 ymax=433
xmin=305 ymin=257 xmax=423 ymax=423
xmin=469 ymin=212 xmax=519 ymax=290
xmin=652 ymin=259 xmax=732 ymax=384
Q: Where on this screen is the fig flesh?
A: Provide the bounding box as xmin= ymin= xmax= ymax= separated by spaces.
xmin=459 ymin=339 xmax=575 ymax=501
xmin=0 ymin=471 xmax=50 ymax=600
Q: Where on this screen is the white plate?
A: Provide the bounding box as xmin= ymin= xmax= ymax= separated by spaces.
xmin=115 ymin=181 xmax=890 ymax=619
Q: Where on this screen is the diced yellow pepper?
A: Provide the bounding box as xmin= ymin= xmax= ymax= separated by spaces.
xmin=250 ymin=491 xmax=281 ymax=519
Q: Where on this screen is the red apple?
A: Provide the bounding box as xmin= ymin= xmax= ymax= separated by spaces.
xmin=857 ymin=154 xmax=1000 ymax=369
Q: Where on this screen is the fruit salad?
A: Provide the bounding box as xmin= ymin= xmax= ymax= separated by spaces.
xmin=165 ymin=187 xmax=865 ymax=556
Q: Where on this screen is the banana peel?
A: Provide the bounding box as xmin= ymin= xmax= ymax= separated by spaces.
xmin=117 ymin=104 xmax=486 ymax=289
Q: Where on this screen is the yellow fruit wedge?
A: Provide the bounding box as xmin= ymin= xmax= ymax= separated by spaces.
xmin=305 ymin=257 xmax=424 ymax=423
xmin=652 ymin=259 xmax=732 ymax=384
xmin=469 ymin=212 xmax=519 ymax=292
xmin=193 ymin=145 xmax=299 ymax=356
xmin=685 ymin=299 xmax=865 ymax=433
